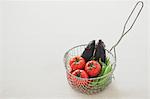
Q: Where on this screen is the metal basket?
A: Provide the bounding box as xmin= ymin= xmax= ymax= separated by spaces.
xmin=63 ymin=1 xmax=143 ymax=95
xmin=64 ymin=45 xmax=116 ymax=94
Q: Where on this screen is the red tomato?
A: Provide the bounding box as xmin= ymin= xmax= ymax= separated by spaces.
xmin=69 ymin=56 xmax=86 ymax=71
xmin=72 ymin=69 xmax=88 ymax=78
xmin=85 ymin=60 xmax=101 ymax=77
xmin=69 ymin=70 xmax=90 ymax=88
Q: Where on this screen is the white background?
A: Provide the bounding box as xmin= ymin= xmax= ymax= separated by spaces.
xmin=0 ymin=0 xmax=149 ymax=99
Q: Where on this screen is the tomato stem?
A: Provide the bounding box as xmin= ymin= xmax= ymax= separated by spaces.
xmin=77 ymin=72 xmax=81 ymax=77
xmin=89 ymin=63 xmax=93 ymax=67
xmin=89 ymin=63 xmax=96 ymax=69
xmin=75 ymin=58 xmax=80 ymax=62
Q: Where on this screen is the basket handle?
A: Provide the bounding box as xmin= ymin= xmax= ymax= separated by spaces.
xmin=110 ymin=1 xmax=144 ymax=62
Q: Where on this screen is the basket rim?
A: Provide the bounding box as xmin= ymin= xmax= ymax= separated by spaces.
xmin=64 ymin=44 xmax=116 ymax=80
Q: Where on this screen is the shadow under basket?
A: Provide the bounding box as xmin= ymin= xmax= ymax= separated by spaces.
xmin=64 ymin=45 xmax=116 ymax=95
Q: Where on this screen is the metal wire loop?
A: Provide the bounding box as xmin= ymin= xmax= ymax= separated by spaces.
xmin=110 ymin=1 xmax=144 ymax=62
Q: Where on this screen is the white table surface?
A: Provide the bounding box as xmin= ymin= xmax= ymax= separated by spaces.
xmin=0 ymin=0 xmax=149 ymax=99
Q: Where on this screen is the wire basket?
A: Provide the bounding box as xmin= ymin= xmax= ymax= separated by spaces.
xmin=64 ymin=45 xmax=116 ymax=94
xmin=63 ymin=1 xmax=143 ymax=95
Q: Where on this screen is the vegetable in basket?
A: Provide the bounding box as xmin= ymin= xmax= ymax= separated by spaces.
xmin=85 ymin=60 xmax=101 ymax=77
xmin=81 ymin=40 xmax=95 ymax=62
xmin=69 ymin=40 xmax=111 ymax=79
xmin=94 ymin=40 xmax=106 ymax=63
xmin=72 ymin=69 xmax=89 ymax=78
xmin=69 ymin=56 xmax=86 ymax=71
xmin=68 ymin=40 xmax=113 ymax=92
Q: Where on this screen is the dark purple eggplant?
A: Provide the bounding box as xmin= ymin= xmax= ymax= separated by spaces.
xmin=94 ymin=40 xmax=106 ymax=63
xmin=81 ymin=40 xmax=95 ymax=62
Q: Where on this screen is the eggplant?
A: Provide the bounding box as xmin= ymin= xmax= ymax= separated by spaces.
xmin=94 ymin=40 xmax=106 ymax=63
xmin=81 ymin=40 xmax=95 ymax=62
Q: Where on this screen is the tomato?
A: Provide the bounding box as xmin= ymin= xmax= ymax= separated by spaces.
xmin=69 ymin=70 xmax=88 ymax=87
xmin=72 ymin=69 xmax=88 ymax=78
xmin=69 ymin=56 xmax=86 ymax=71
xmin=85 ymin=60 xmax=101 ymax=77
xmin=68 ymin=70 xmax=90 ymax=89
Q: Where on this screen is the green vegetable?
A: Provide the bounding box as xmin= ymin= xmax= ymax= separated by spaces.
xmin=99 ymin=63 xmax=106 ymax=76
xmin=103 ymin=64 xmax=112 ymax=76
xmin=105 ymin=57 xmax=110 ymax=65
xmin=97 ymin=77 xmax=109 ymax=86
xmin=98 ymin=57 xmax=111 ymax=76
xmin=90 ymin=81 xmax=98 ymax=86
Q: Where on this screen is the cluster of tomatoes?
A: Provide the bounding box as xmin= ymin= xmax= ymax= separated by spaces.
xmin=69 ymin=56 xmax=101 ymax=78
